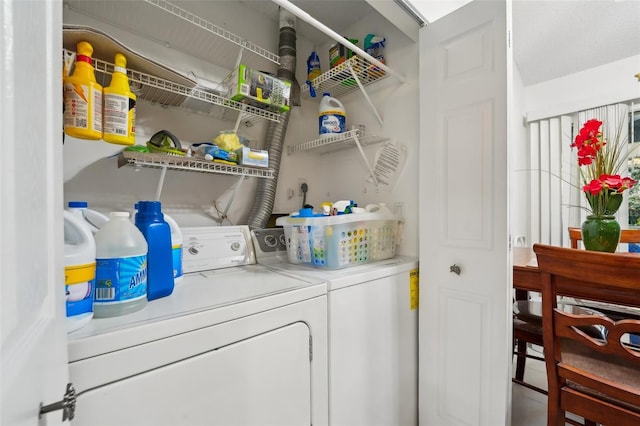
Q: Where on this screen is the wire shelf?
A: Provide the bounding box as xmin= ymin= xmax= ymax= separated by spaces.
xmin=144 ymin=0 xmax=279 ymax=65
xmin=65 ymin=49 xmax=283 ymax=123
xmin=287 ymin=129 xmax=388 ymax=155
xmin=118 ymin=151 xmax=275 ymax=179
xmin=65 ymin=0 xmax=279 ymax=69
xmin=302 ymin=56 xmax=389 ymax=100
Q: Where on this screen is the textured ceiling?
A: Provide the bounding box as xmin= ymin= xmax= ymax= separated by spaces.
xmin=512 ymin=0 xmax=640 ymax=86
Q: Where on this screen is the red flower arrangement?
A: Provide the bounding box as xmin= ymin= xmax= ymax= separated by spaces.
xmin=571 ymin=119 xmax=637 ymax=216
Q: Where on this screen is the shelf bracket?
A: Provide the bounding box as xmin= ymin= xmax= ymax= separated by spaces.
xmin=348 ymin=63 xmax=384 ymax=126
xmin=352 ymin=133 xmax=379 ymax=188
xmin=155 ymin=166 xmax=168 ymax=201
xmin=221 ymin=175 xmax=246 ymax=222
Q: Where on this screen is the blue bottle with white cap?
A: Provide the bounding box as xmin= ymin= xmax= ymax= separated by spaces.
xmin=134 ymin=201 xmax=174 ymax=301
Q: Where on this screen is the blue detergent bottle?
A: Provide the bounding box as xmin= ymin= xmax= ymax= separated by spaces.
xmin=134 ymin=201 xmax=174 ymax=300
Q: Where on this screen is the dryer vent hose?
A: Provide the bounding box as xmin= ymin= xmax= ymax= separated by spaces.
xmin=247 ymin=8 xmax=297 ymax=230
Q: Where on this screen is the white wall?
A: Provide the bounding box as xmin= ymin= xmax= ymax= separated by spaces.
xmin=62 ymin=2 xmax=420 ymax=256
xmin=524 ymin=55 xmax=640 ymax=121
xmin=274 ymin=10 xmax=420 ymax=256
xmin=510 ymin=64 xmax=529 ymax=246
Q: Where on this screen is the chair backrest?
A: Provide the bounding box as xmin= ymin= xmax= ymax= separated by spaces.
xmin=569 ymin=227 xmax=640 ymax=249
xmin=533 ymin=244 xmax=640 ymax=425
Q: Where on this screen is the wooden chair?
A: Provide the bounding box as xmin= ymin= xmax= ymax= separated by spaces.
xmin=569 ymin=227 xmax=640 ymax=249
xmin=513 ymin=300 xmax=547 ymax=394
xmin=534 ymin=244 xmax=640 ymax=426
xmin=513 ymin=228 xmax=640 ymax=395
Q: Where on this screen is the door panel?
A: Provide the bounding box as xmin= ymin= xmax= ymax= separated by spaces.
xmin=73 ymin=323 xmax=312 ymax=426
xmin=0 ymin=1 xmax=68 ymax=424
xmin=329 ymin=274 xmax=418 ymax=426
xmin=419 ymin=0 xmax=512 ymax=425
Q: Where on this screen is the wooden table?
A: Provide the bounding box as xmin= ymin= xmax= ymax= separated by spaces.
xmin=513 ymin=247 xmax=538 ymax=299
xmin=513 ymin=246 xmax=640 ymax=320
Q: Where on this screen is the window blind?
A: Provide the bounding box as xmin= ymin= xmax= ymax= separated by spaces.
xmin=528 ymin=103 xmax=630 ymax=247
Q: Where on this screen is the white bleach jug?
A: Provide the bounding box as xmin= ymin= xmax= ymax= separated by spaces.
xmin=64 ymin=210 xmax=96 ymax=333
xmin=319 ymin=93 xmax=346 ymax=138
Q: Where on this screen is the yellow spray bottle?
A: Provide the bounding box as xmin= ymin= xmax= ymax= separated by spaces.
xmin=103 ymin=53 xmax=136 ymax=145
xmin=63 ymin=41 xmax=103 ymax=140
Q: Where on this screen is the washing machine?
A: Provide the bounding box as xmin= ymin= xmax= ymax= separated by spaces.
xmin=67 ymin=225 xmax=328 ymax=426
xmin=252 ymin=228 xmax=419 ymax=426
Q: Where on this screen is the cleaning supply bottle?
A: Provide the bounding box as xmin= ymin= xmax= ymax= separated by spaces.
xmin=364 ymin=34 xmax=386 ymax=77
xmin=103 ymin=52 xmax=136 ymax=145
xmin=67 ymin=201 xmax=109 ymax=234
xmin=163 ymin=213 xmax=183 ymax=283
xmin=319 ymin=93 xmax=346 ymax=138
xmin=306 ymin=50 xmax=322 ymax=97
xmin=134 ymin=201 xmax=174 ymax=300
xmin=307 ymin=50 xmax=322 ymax=81
xmin=94 ymin=211 xmax=148 ymax=318
xmin=64 ymin=211 xmax=96 ymax=333
xmin=63 ymin=41 xmax=103 ymax=140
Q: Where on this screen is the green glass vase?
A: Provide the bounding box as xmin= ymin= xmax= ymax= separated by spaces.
xmin=581 ymin=214 xmax=621 ymax=252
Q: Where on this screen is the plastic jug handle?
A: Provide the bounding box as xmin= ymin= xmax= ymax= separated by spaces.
xmin=64 ymin=210 xmax=95 ymax=248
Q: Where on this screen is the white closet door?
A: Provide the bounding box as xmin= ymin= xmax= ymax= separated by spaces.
xmin=0 ymin=0 xmax=69 ymax=424
xmin=418 ymin=0 xmax=512 ymax=424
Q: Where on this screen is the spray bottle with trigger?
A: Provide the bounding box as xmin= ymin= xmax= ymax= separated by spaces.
xmin=364 ymin=34 xmax=386 ymax=76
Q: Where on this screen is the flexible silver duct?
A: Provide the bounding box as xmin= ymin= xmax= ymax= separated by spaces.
xmin=247 ymin=8 xmax=297 ymax=229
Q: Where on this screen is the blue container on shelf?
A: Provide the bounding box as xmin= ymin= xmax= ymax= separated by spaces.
xmin=134 ymin=201 xmax=174 ymax=300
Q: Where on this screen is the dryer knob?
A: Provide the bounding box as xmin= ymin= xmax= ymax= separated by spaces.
xmin=264 ymin=234 xmax=277 ymax=247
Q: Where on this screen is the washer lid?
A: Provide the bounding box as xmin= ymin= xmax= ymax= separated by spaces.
xmin=263 ymin=256 xmax=419 ymax=291
xmin=68 ymin=264 xmax=326 ymax=361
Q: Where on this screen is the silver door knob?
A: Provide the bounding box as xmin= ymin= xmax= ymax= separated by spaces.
xmin=450 ymin=264 xmax=461 ymax=275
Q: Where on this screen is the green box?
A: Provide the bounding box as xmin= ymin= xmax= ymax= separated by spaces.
xmin=226 ymin=64 xmax=290 ymax=112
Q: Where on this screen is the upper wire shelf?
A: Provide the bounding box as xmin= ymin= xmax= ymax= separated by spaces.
xmin=302 ymin=56 xmax=389 ymax=100
xmin=143 ymin=0 xmax=279 ymax=65
xmin=63 ymin=49 xmax=282 ymax=123
xmin=65 ymin=0 xmax=279 ymax=68
xmin=287 ymin=129 xmax=388 ymax=155
xmin=118 ymin=151 xmax=275 ymax=179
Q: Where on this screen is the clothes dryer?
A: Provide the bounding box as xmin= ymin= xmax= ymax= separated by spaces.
xmin=253 ymin=228 xmax=419 ymax=426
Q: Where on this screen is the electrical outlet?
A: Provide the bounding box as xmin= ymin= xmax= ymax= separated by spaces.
xmin=297 ymin=178 xmax=308 ymax=197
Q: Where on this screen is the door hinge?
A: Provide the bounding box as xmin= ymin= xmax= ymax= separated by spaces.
xmin=309 ymin=336 xmax=313 ymax=362
xmin=39 ymin=383 xmax=76 ymax=421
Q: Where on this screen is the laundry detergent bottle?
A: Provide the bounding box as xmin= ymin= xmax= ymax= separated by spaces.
xmin=103 ymin=52 xmax=136 ymax=146
xmin=319 ymin=93 xmax=346 ymax=138
xmin=163 ymin=213 xmax=183 ymax=283
xmin=64 ymin=211 xmax=96 ymax=333
xmin=135 ymin=201 xmax=174 ymax=300
xmin=63 ymin=41 xmax=103 ymax=140
xmin=94 ymin=211 xmax=148 ymax=318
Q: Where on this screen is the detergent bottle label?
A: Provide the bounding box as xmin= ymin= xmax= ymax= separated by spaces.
xmin=172 ymin=244 xmax=183 ymax=279
xmin=103 ymin=93 xmax=130 ymax=137
xmin=65 ymin=262 xmax=96 ymax=317
xmin=319 ymin=111 xmax=346 ymax=136
xmin=94 ymin=254 xmax=147 ymax=304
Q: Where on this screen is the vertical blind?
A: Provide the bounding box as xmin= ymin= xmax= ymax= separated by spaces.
xmin=528 ymin=103 xmax=630 ymax=247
